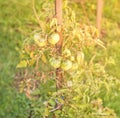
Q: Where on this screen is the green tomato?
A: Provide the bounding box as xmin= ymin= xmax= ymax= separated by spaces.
xmin=48 ymin=33 xmax=60 ymax=45
xmin=63 ymin=48 xmax=71 ymax=57
xmin=34 ymin=33 xmax=40 ymax=40
xmin=49 ymin=57 xmax=61 ymax=68
xmin=67 ymin=81 xmax=73 ymax=87
xmin=61 ymin=60 xmax=72 ymax=71
xmin=71 ymin=63 xmax=78 ymax=70
xmin=70 ymin=56 xmax=75 ymax=61
xmin=34 ymin=33 xmax=47 ymax=47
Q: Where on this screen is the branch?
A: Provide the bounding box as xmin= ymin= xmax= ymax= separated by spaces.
xmin=32 ymin=0 xmax=43 ymax=28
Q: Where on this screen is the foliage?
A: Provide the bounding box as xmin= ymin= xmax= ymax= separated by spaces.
xmin=17 ymin=0 xmax=120 ymax=117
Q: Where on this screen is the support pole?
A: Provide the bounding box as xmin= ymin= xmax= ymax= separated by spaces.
xmin=55 ymin=0 xmax=63 ymax=88
xmin=96 ymin=0 xmax=104 ymax=36
xmin=55 ymin=0 xmax=63 ymax=51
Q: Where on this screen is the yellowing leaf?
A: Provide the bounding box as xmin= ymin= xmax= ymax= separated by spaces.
xmin=71 ymin=11 xmax=75 ymax=22
xmin=17 ymin=60 xmax=27 ymax=68
xmin=61 ymin=60 xmax=72 ymax=71
xmin=44 ymin=108 xmax=49 ymax=117
xmin=57 ymin=25 xmax=62 ymax=32
xmin=30 ymin=52 xmax=34 ymax=58
xmin=50 ymin=18 xmax=57 ymax=28
xmin=41 ymin=54 xmax=47 ymax=64
xmin=95 ymin=39 xmax=106 ymax=49
xmin=77 ymin=51 xmax=84 ymax=65
xmin=28 ymin=59 xmax=35 ymax=66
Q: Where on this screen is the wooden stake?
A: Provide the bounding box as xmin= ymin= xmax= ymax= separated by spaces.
xmin=55 ymin=0 xmax=63 ymax=88
xmin=96 ymin=0 xmax=104 ymax=36
xmin=55 ymin=0 xmax=63 ymax=52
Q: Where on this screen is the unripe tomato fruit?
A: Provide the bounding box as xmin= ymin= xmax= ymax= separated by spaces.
xmin=70 ymin=56 xmax=75 ymax=61
xmin=34 ymin=33 xmax=47 ymax=47
xmin=34 ymin=33 xmax=40 ymax=40
xmin=63 ymin=48 xmax=71 ymax=57
xmin=71 ymin=63 xmax=78 ymax=70
xmin=67 ymin=81 xmax=73 ymax=87
xmin=61 ymin=60 xmax=72 ymax=71
xmin=48 ymin=33 xmax=60 ymax=45
xmin=49 ymin=57 xmax=61 ymax=68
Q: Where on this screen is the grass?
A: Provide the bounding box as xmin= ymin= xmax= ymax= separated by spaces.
xmin=98 ymin=0 xmax=120 ymax=116
xmin=102 ymin=23 xmax=120 ymax=117
xmin=0 ymin=1 xmax=31 ymax=117
xmin=0 ymin=0 xmax=120 ymax=117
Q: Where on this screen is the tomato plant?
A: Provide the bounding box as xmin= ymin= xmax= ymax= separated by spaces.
xmin=17 ymin=0 xmax=119 ymax=117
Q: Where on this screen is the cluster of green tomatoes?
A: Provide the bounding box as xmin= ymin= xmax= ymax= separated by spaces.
xmin=33 ymin=32 xmax=84 ymax=71
xmin=34 ymin=32 xmax=60 ymax=46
